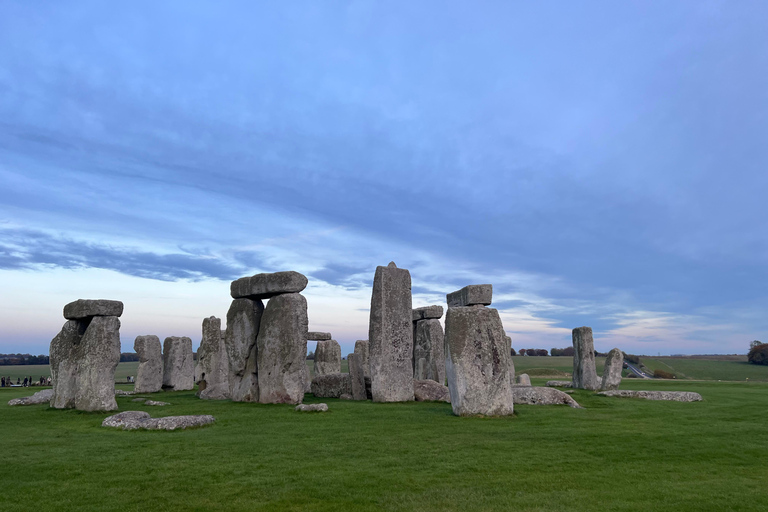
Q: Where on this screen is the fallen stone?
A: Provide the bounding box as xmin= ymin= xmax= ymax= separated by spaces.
xmin=224 ymin=298 xmax=264 ymax=402
xmin=348 ymin=353 xmax=367 ymax=400
xmin=63 ymin=299 xmax=124 ymax=320
xmin=513 ymin=387 xmax=583 ymax=408
xmin=413 ymin=318 xmax=446 ymax=384
xmin=230 ymin=271 xmax=308 ymax=300
xmin=145 ymin=400 xmax=170 ymax=406
xmin=102 ymin=411 xmax=216 ymax=430
xmin=339 ymin=393 xmax=353 ymax=400
xmin=162 ymin=336 xmax=194 ymax=391
xmin=314 ymin=339 xmax=342 ymax=376
xmin=597 ymin=390 xmax=703 ymax=402
xmin=515 ymin=374 xmax=532 ymax=387
xmin=354 ymin=340 xmax=370 ymax=379
xmin=369 ymin=262 xmax=414 ymax=402
xmin=131 ymin=397 xmax=147 ymax=402
xmin=446 ymin=285 xmax=492 ymax=307
xmin=257 ymin=292 xmax=308 ymax=404
xmin=310 ymin=373 xmax=351 ymax=398
xmin=413 ymin=379 xmax=450 ymax=402
xmin=546 ymin=381 xmax=573 ymax=388
xmin=412 ymin=305 xmax=444 ymax=321
xmin=8 ymin=389 xmax=53 ymax=406
xmin=134 ymin=335 xmax=163 ymax=393
xmin=296 ymin=403 xmax=328 ymax=412
xmin=306 ymin=332 xmax=332 ymax=341
xmin=572 ymin=326 xmax=600 ymax=391
xmin=601 ymin=348 xmax=624 ymax=391
xmin=196 ymin=316 xmax=230 ymax=400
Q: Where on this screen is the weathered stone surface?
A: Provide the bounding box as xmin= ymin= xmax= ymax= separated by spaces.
xmin=446 ymin=285 xmax=492 ymax=307
xmin=63 ymin=299 xmax=123 ymax=320
xmin=412 ymin=305 xmax=444 ymax=321
xmin=572 ymin=327 xmax=599 ymax=391
xmin=115 ymin=389 xmax=135 ymax=395
xmin=134 ymin=335 xmax=163 ymax=393
xmin=515 ymin=374 xmax=532 ymax=387
xmin=50 ymin=316 xmax=121 ymax=411
xmin=347 ymin=353 xmax=367 ymax=400
xmin=546 ymin=380 xmax=573 ymax=388
xmin=131 ymin=397 xmax=146 ymax=402
xmin=225 ymin=298 xmax=264 ymax=402
xmin=444 ymin=305 xmax=514 ymax=416
xmin=339 ymin=393 xmax=353 ymax=400
xmin=256 ymin=292 xmax=308 ymax=404
xmin=354 ymin=340 xmax=370 ymax=379
xmin=296 ymin=403 xmax=328 ymax=412
xmin=303 ymin=362 xmax=311 ymax=393
xmin=145 ymin=400 xmax=170 ymax=406
xmin=505 ymin=335 xmax=516 ymax=383
xmin=413 ymin=379 xmax=450 ymax=402
xmin=8 ymin=389 xmax=54 ymax=406
xmin=313 ymin=339 xmax=342 ymax=376
xmin=413 ymin=318 xmax=446 ymax=384
xmin=601 ymin=348 xmax=623 ymax=391
xmin=369 ymin=262 xmax=414 ymax=402
xmin=230 ymin=271 xmax=308 ymax=300
xmin=162 ymin=337 xmax=194 ymax=391
xmin=102 ymin=411 xmax=216 ymax=430
xmin=310 ymin=373 xmax=351 ymax=398
xmin=597 ymin=390 xmax=703 ymax=402
xmin=306 ymin=332 xmax=332 ymax=341
xmin=196 ymin=316 xmax=230 ymax=400
xmin=513 ymin=387 xmax=583 ymax=408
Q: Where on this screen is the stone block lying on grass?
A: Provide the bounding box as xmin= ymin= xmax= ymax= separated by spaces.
xmin=7 ymin=389 xmax=53 ymax=406
xmin=413 ymin=379 xmax=450 ymax=402
xmin=546 ymin=381 xmax=572 ymax=388
xmin=115 ymin=389 xmax=135 ymax=395
xmin=102 ymin=411 xmax=215 ymax=430
xmin=296 ymin=403 xmax=328 ymax=412
xmin=145 ymin=400 xmax=170 ymax=406
xmin=512 ymin=387 xmax=582 ymax=408
xmin=597 ymin=390 xmax=702 ymax=402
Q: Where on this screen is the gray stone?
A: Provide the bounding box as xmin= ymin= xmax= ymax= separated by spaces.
xmin=102 ymin=411 xmax=216 ymax=430
xmin=601 ymin=348 xmax=624 ymax=391
xmin=63 ymin=299 xmax=124 ymax=320
xmin=597 ymin=390 xmax=703 ymax=402
xmin=313 ymin=339 xmax=342 ymax=376
xmin=515 ymin=374 xmax=532 ymax=387
xmin=505 ymin=335 xmax=516 ymax=383
xmin=413 ymin=318 xmax=446 ymax=384
xmin=412 ymin=305 xmax=444 ymax=321
xmin=256 ymin=292 xmax=308 ymax=404
xmin=413 ymin=379 xmax=450 ymax=402
xmin=369 ymin=262 xmax=414 ymax=402
xmin=339 ymin=393 xmax=353 ymax=400
xmin=230 ymin=271 xmax=308 ymax=300
xmin=134 ymin=335 xmax=163 ymax=393
xmin=546 ymin=380 xmax=573 ymax=388
xmin=224 ymin=298 xmax=264 ymax=402
xmin=444 ymin=305 xmax=514 ymax=416
xmin=310 ymin=373 xmax=351 ymax=398
xmin=572 ymin=327 xmax=600 ymax=391
xmin=145 ymin=400 xmax=170 ymax=406
xmin=303 ymin=362 xmax=311 ymax=393
xmin=354 ymin=340 xmax=370 ymax=379
xmin=114 ymin=389 xmax=135 ymax=395
xmin=446 ymin=285 xmax=492 ymax=307
xmin=513 ymin=387 xmax=583 ymax=408
xmin=50 ymin=315 xmax=121 ymax=412
xmin=131 ymin=397 xmax=147 ymax=402
xmin=296 ymin=403 xmax=328 ymax=412
xmin=162 ymin=337 xmax=194 ymax=391
xmin=196 ymin=316 xmax=230 ymax=400
xmin=347 ymin=353 xmax=367 ymax=400
xmin=8 ymin=389 xmax=54 ymax=406
xmin=306 ymin=332 xmax=332 ymax=341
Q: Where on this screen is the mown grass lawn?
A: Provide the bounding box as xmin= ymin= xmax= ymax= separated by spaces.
xmin=641 ymin=356 xmax=768 ymax=381
xmin=2 ymin=377 xmax=767 ymax=511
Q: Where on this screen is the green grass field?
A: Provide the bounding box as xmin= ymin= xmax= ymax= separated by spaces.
xmin=641 ymin=356 xmax=768 ymax=381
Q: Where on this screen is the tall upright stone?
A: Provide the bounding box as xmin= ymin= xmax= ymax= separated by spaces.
xmin=256 ymin=292 xmax=308 ymax=404
xmin=313 ymin=339 xmax=341 ymax=376
xmin=134 ymin=335 xmax=163 ymax=393
xmin=413 ymin=318 xmax=446 ymax=384
xmin=196 ymin=316 xmax=230 ymax=400
xmin=504 ymin=334 xmax=515 ymax=382
xmin=354 ymin=340 xmax=370 ymax=379
xmin=601 ymin=347 xmax=624 ymax=391
xmin=224 ymin=298 xmax=264 ymax=402
xmin=572 ymin=326 xmax=600 ymax=391
xmin=347 ymin=353 xmax=367 ymax=400
xmin=162 ymin=336 xmax=194 ymax=391
xmin=368 ymin=262 xmax=414 ymax=402
xmin=444 ymin=287 xmax=514 ymax=417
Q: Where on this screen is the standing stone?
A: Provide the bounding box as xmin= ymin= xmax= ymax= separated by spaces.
xmin=303 ymin=360 xmax=311 ymax=393
xmin=413 ymin=318 xmax=446 ymax=384
xmin=225 ymin=298 xmax=264 ymax=402
xmin=163 ymin=336 xmax=194 ymax=391
xmin=504 ymin=334 xmax=516 ymax=383
xmin=256 ymin=292 xmax=308 ymax=404
xmin=515 ymin=374 xmax=532 ymax=387
xmin=50 ymin=320 xmax=81 ymax=409
xmin=444 ymin=302 xmax=514 ymax=417
xmin=313 ymin=339 xmax=341 ymax=376
xmin=347 ymin=353 xmax=367 ymax=400
xmin=196 ymin=316 xmax=230 ymax=400
xmin=134 ymin=335 xmax=163 ymax=393
xmin=354 ymin=340 xmax=370 ymax=379
xmin=572 ymin=327 xmax=600 ymax=391
xmin=601 ymin=348 xmax=624 ymax=391
xmin=368 ymin=262 xmax=414 ymax=402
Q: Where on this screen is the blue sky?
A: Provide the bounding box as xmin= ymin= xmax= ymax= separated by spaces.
xmin=1 ymin=1 xmax=766 ymax=356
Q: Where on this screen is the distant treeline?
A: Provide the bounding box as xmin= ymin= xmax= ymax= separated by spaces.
xmin=0 ymin=353 xmax=50 ymax=365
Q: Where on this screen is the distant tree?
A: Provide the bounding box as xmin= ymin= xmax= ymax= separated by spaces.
xmin=622 ymin=352 xmax=641 ymax=365
xmin=525 ymin=348 xmax=537 ymax=357
xmin=536 ymin=349 xmax=548 ymax=357
xmin=306 ymin=350 xmax=314 ymax=360
xmin=747 ymin=344 xmax=768 ymax=366
xmin=120 ymin=352 xmax=140 ymax=363
xmin=510 ymin=348 xmax=517 ymax=356
xmin=750 ymin=340 xmax=763 ymax=350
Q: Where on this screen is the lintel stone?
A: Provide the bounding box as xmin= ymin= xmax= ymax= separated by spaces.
xmin=412 ymin=305 xmax=444 ymax=321
xmin=306 ymin=331 xmax=332 ymax=341
xmin=63 ymin=299 xmax=123 ymax=320
xmin=230 ymin=271 xmax=308 ymax=300
xmin=446 ymin=285 xmax=492 ymax=307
